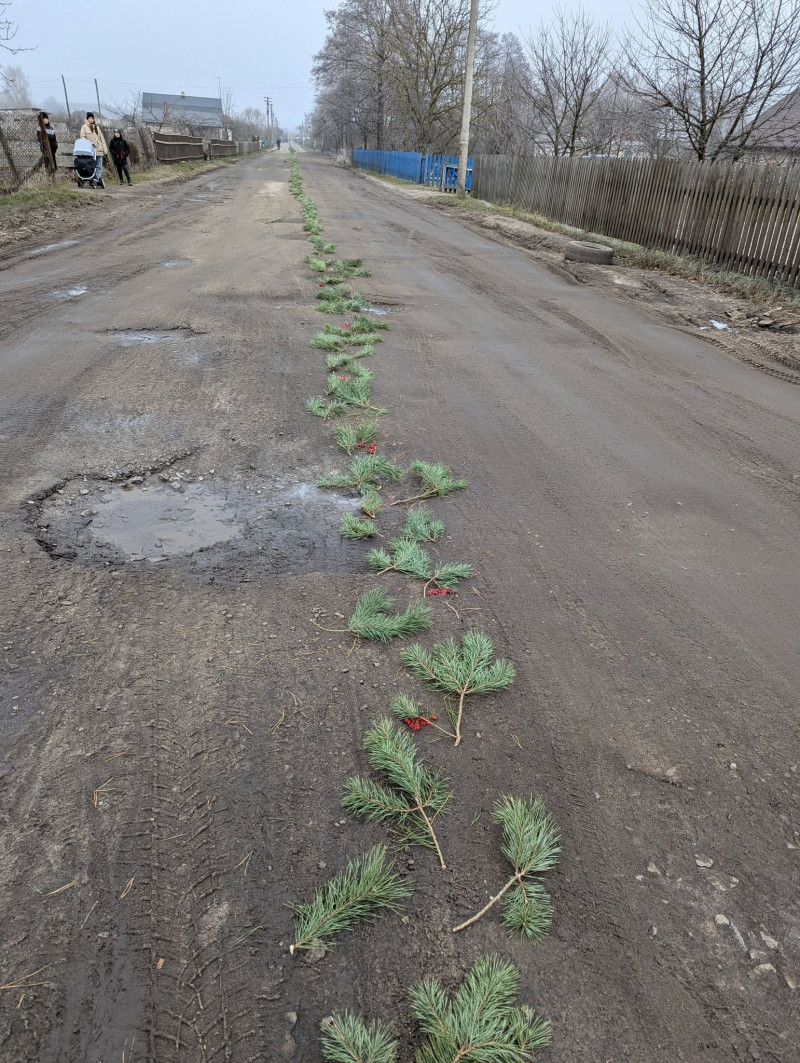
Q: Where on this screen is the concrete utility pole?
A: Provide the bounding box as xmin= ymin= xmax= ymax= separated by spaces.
xmin=94 ymin=78 xmax=103 ymax=120
xmin=456 ymin=0 xmax=479 ymax=197
xmin=60 ymin=75 xmax=72 ymax=125
xmin=264 ymin=97 xmax=272 ymax=145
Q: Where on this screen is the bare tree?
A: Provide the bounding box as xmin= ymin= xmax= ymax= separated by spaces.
xmin=522 ymin=6 xmax=615 ymax=156
xmin=628 ymin=0 xmax=800 ymax=160
xmin=0 ymin=61 xmax=30 ymax=105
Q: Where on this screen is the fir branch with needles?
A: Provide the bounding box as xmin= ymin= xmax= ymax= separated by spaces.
xmin=359 ymin=486 xmax=384 ymax=519
xmin=320 ymin=1011 xmax=398 ymax=1063
xmin=400 ymin=631 xmax=515 ymax=746
xmin=410 ymin=955 xmax=552 ymax=1063
xmin=308 ymin=235 xmax=337 ymax=254
xmin=306 ymin=397 xmax=349 ymax=420
xmin=390 ymin=461 xmax=469 ymax=506
xmin=311 ymin=332 xmax=348 ymax=351
xmin=326 ymin=351 xmax=367 ymax=372
xmin=341 ymin=513 xmax=378 ymax=540
xmin=348 ymin=588 xmax=432 ymax=642
xmin=318 ymin=455 xmax=403 ymax=491
xmin=343 ymin=717 xmax=453 ymax=869
xmin=333 ymin=421 xmax=377 ymax=454
xmin=400 ymin=506 xmax=445 ymax=542
xmin=452 ymin=795 xmax=560 ymax=941
xmin=321 ymin=956 xmax=551 ymax=1063
xmin=325 ymin=374 xmax=385 ymax=413
xmin=305 ymin=255 xmax=329 ymax=272
xmin=290 ymin=844 xmax=411 ymax=955
xmin=368 ymin=538 xmax=473 ymax=593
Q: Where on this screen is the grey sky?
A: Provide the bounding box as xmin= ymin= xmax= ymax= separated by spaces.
xmin=10 ymin=0 xmax=635 ymax=131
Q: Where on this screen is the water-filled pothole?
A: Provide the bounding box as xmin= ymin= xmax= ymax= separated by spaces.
xmin=26 ymin=239 xmax=80 ymax=257
xmin=110 ymin=329 xmax=188 ymax=347
xmin=90 ymin=482 xmax=241 ymax=560
xmin=32 ymin=472 xmax=356 ymax=580
xmin=108 ymin=329 xmax=206 ymax=368
xmin=51 ymin=284 xmax=88 ymax=301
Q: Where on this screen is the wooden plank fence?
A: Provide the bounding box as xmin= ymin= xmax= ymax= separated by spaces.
xmin=208 ymin=139 xmax=237 ymax=158
xmin=472 ymin=155 xmax=800 ymax=289
xmin=151 ymin=132 xmax=204 ymax=163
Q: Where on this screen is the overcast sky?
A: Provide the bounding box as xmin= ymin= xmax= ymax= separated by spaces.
xmin=9 ymin=0 xmax=633 ymax=130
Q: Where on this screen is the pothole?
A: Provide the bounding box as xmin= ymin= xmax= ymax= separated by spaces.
xmin=51 ymin=284 xmax=88 ymax=301
xmin=162 ymin=258 xmax=191 ymax=269
xmin=107 ymin=329 xmax=207 ymax=368
xmin=32 ymin=472 xmax=356 ymax=580
xmin=109 ymin=329 xmax=189 ymax=347
xmin=26 ymin=239 xmax=80 ymax=257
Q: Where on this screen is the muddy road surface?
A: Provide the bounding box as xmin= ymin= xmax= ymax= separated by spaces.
xmin=1 ymin=151 xmax=798 ymax=1063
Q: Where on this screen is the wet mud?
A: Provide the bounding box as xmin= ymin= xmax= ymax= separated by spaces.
xmin=31 ymin=471 xmax=357 ymax=581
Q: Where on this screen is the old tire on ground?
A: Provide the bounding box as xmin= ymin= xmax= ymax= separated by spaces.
xmin=565 ymin=240 xmax=614 ymax=265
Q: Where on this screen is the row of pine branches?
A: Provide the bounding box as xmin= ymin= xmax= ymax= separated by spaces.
xmin=289 ymin=151 xmax=560 ymax=1063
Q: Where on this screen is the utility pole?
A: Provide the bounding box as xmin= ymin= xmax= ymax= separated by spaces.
xmin=264 ymin=97 xmax=272 ymax=146
xmin=61 ymin=75 xmax=72 ymax=125
xmin=456 ymin=0 xmax=479 ymax=197
xmin=94 ymin=78 xmax=103 ymax=121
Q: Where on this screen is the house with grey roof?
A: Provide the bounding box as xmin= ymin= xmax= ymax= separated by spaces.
xmin=141 ymin=92 xmax=224 ymax=137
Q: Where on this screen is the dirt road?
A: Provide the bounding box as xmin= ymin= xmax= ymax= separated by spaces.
xmin=1 ymin=151 xmax=798 ymax=1063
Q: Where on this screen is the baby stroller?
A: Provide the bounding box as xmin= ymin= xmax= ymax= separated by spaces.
xmin=73 ymin=137 xmax=104 ymax=188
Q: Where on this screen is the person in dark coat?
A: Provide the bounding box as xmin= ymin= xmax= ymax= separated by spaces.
xmin=109 ymin=130 xmax=132 ymax=185
xmin=37 ymin=112 xmax=58 ymax=169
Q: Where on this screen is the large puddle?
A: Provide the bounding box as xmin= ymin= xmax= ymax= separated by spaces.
xmin=33 ymin=473 xmax=356 ymax=580
xmin=90 ymin=482 xmax=241 ymax=560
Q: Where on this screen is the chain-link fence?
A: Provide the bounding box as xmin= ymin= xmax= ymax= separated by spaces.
xmin=0 ymin=108 xmax=56 ymax=192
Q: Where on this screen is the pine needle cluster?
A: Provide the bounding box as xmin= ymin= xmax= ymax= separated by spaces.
xmin=453 ymin=795 xmax=560 ymax=941
xmin=400 ymin=506 xmax=445 ymax=542
xmin=333 ymin=421 xmax=377 ymax=454
xmin=400 ymin=631 xmax=515 ymax=745
xmin=343 ymin=717 xmax=453 ymax=868
xmin=320 ymin=1012 xmax=398 ymax=1063
xmin=305 ymin=255 xmax=329 ymax=272
xmin=306 ymin=397 xmax=348 ymax=420
xmin=290 ymin=844 xmax=411 ymax=955
xmin=410 ymin=955 xmax=552 ymax=1063
xmin=368 ymin=538 xmax=472 ymax=591
xmin=349 ymin=588 xmax=431 ymax=642
xmin=320 ymin=956 xmax=551 ymax=1063
xmin=324 ymin=372 xmax=384 ymax=412
xmin=341 ymin=513 xmax=378 ymax=540
xmin=359 ymin=486 xmax=384 ymax=519
xmin=308 ymin=234 xmax=337 ymax=254
xmin=318 ymin=455 xmax=403 ymax=491
xmin=302 ymin=196 xmax=324 ymax=235
xmin=392 ymin=461 xmax=469 ymax=506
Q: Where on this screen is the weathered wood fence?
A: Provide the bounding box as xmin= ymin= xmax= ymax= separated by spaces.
xmin=208 ymin=139 xmax=237 ymax=158
xmin=151 ymin=132 xmax=204 ymax=163
xmin=472 ymin=155 xmax=800 ymax=289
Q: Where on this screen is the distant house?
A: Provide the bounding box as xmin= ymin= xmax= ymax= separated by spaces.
xmin=751 ymin=88 xmax=800 ymax=161
xmin=141 ymin=92 xmax=224 ymax=137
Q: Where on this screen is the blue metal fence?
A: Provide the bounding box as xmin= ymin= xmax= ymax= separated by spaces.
xmin=352 ymin=149 xmax=472 ymax=191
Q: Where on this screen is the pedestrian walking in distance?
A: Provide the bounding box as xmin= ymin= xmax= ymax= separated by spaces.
xmin=276 ymin=137 xmax=281 ymax=151
xmin=109 ymin=130 xmax=132 ymax=185
xmin=79 ymin=112 xmax=108 ymax=187
xmin=37 ymin=112 xmax=58 ymax=168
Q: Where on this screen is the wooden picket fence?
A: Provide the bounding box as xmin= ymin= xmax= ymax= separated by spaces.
xmin=472 ymin=154 xmax=800 ymax=289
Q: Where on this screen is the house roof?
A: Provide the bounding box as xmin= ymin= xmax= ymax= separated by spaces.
xmin=755 ymin=87 xmax=800 ymax=150
xmin=142 ymin=92 xmax=223 ymax=127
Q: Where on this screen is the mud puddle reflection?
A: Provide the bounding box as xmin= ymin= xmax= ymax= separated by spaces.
xmin=91 ymin=483 xmax=241 ymax=560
